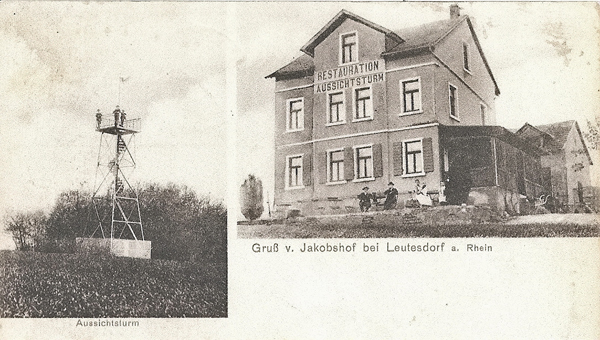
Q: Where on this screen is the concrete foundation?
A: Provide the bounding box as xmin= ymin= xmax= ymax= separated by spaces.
xmin=75 ymin=237 xmax=151 ymax=259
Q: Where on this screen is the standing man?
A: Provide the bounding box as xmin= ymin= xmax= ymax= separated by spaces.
xmin=120 ymin=110 xmax=127 ymax=126
xmin=357 ymin=186 xmax=372 ymax=212
xmin=113 ymin=106 xmax=120 ymax=127
xmin=95 ymin=109 xmax=102 ymax=129
xmin=384 ymin=182 xmax=398 ymax=210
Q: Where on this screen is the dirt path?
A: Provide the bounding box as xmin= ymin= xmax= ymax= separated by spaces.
xmin=505 ymin=213 xmax=600 ymax=225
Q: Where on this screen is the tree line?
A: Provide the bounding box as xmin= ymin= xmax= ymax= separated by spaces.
xmin=3 ymin=182 xmax=226 ymax=263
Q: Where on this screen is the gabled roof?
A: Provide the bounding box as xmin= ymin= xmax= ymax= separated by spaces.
xmin=536 ymin=120 xmax=593 ymax=165
xmin=300 ymin=10 xmax=404 ymax=57
xmin=516 ymin=120 xmax=593 ymax=165
xmin=382 ymin=16 xmax=465 ymax=56
xmin=265 ymin=54 xmax=314 ymax=80
xmin=266 ymin=9 xmax=500 ymax=96
xmin=536 ymin=120 xmax=576 ymax=148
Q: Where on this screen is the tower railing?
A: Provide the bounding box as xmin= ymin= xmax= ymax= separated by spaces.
xmin=96 ymin=118 xmax=141 ymax=132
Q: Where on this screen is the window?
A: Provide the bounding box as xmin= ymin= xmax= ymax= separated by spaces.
xmin=340 ymin=32 xmax=358 ymax=64
xmin=404 ymin=140 xmax=423 ymax=175
xmin=462 ymin=42 xmax=470 ymax=72
xmin=327 ymin=91 xmax=345 ymax=125
xmin=286 ymin=155 xmax=303 ymax=188
xmin=400 ymin=78 xmax=421 ymax=114
xmin=355 ymin=146 xmax=373 ymax=179
xmin=480 ymin=104 xmax=486 ymax=125
xmin=354 ymin=87 xmax=372 ymax=121
xmin=449 ymin=84 xmax=458 ymax=120
xmin=286 ymin=97 xmax=304 ymax=131
xmin=328 ymin=149 xmax=345 ymax=183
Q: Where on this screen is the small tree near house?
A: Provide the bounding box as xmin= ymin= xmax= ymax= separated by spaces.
xmin=584 ymin=117 xmax=600 ymax=150
xmin=240 ymin=174 xmax=264 ymax=221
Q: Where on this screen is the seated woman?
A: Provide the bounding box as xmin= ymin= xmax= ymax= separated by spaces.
xmin=413 ymin=179 xmax=433 ymax=207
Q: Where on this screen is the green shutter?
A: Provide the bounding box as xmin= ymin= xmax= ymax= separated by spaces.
xmin=344 ymin=147 xmax=354 ymax=180
xmin=423 ymin=137 xmax=434 ymax=173
xmin=373 ymin=143 xmax=383 ymax=178
xmin=392 ymin=141 xmax=403 ymax=176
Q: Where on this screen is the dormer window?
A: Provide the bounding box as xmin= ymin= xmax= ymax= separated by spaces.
xmin=340 ymin=32 xmax=358 ymax=65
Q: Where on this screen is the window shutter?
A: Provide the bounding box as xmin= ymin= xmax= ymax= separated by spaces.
xmin=303 ymin=154 xmax=312 ymax=186
xmin=373 ymin=143 xmax=383 ymax=178
xmin=392 ymin=141 xmax=403 ymax=176
xmin=318 ymin=152 xmax=328 ymax=184
xmin=344 ymin=147 xmax=354 ymax=180
xmin=423 ymin=137 xmax=434 ymax=173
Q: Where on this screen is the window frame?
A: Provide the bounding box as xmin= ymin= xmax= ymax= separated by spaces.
xmin=285 ymin=154 xmax=305 ymax=190
xmin=339 ymin=31 xmax=359 ymax=66
xmin=399 ymin=77 xmax=423 ymax=115
xmin=462 ymin=41 xmax=471 ymax=74
xmin=326 ymin=90 xmax=346 ymax=126
xmin=326 ymin=148 xmax=346 ymax=185
xmin=448 ymin=83 xmax=459 ymax=121
xmin=285 ymin=97 xmax=304 ymax=132
xmin=402 ymin=138 xmax=425 ymax=178
xmin=353 ymin=144 xmax=375 ymax=182
xmin=352 ymin=86 xmax=374 ymax=122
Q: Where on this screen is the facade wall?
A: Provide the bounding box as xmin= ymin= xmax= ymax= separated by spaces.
xmin=563 ymin=127 xmax=592 ymax=204
xmin=274 ymin=85 xmax=314 ymax=146
xmin=272 ymin=14 xmax=503 ymax=216
xmin=386 ymin=58 xmax=438 ymax=129
xmin=313 ymin=19 xmax=386 ymax=72
xmin=433 ymin=20 xmax=497 ymax=125
xmin=274 ymin=143 xmax=314 ymax=207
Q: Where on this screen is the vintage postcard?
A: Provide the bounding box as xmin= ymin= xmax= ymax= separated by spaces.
xmin=1 ymin=1 xmax=599 ymax=339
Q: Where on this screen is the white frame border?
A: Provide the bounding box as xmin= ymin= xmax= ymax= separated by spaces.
xmin=284 ymin=153 xmax=305 ymax=190
xmin=401 ymin=137 xmax=426 ymax=178
xmin=285 ymin=97 xmax=305 ymax=132
xmin=399 ymin=76 xmax=423 ymax=116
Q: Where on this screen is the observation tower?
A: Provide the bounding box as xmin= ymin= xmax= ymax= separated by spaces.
xmin=85 ymin=106 xmax=150 ymax=258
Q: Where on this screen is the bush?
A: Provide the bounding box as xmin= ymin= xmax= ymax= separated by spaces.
xmin=240 ymin=174 xmax=264 ymax=221
xmin=3 ymin=182 xmax=227 ymax=263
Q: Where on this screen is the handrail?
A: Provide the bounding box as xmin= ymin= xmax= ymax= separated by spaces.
xmin=96 ymin=118 xmax=141 ymax=132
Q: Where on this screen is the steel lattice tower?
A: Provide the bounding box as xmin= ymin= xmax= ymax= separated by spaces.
xmin=91 ymin=106 xmax=144 ymax=247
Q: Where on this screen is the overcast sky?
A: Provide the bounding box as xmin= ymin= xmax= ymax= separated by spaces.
xmin=1 ymin=2 xmax=599 ymax=246
xmin=0 ymin=2 xmax=230 ymax=248
xmin=235 ymin=2 xmax=600 ymax=212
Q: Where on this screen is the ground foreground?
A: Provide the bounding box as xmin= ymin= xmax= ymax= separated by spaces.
xmin=238 ymin=212 xmax=600 ymax=238
xmin=0 ymin=250 xmax=227 ymax=318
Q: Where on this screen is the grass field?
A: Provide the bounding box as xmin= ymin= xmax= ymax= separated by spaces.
xmin=0 ymin=250 xmax=227 ymax=318
xmin=238 ymin=213 xmax=600 ymax=238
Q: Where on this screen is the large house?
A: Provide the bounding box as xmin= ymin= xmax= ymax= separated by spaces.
xmin=515 ymin=120 xmax=594 ymax=210
xmin=266 ymin=6 xmax=591 ymax=216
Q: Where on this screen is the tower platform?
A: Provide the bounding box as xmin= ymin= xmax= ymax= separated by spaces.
xmin=96 ymin=118 xmax=141 ymax=135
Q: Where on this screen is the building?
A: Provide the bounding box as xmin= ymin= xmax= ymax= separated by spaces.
xmin=516 ymin=120 xmax=595 ymax=211
xmin=266 ymin=6 xmax=552 ymax=216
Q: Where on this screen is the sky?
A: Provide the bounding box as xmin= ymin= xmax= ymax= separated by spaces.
xmin=235 ymin=2 xmax=600 ymax=215
xmin=1 ymin=2 xmax=599 ymax=247
xmin=0 ymin=2 xmax=228 ymax=248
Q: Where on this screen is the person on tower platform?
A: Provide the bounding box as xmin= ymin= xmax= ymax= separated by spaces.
xmin=113 ymin=106 xmax=120 ymax=127
xmin=95 ymin=109 xmax=102 ymax=129
xmin=120 ymin=110 xmax=126 ymax=127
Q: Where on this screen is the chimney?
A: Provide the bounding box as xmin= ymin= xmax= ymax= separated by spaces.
xmin=450 ymin=4 xmax=460 ymax=19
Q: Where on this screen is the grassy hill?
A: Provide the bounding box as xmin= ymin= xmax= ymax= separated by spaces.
xmin=0 ymin=250 xmax=227 ymax=318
